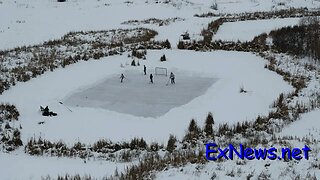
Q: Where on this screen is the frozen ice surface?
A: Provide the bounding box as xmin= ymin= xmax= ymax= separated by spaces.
xmin=64 ymin=70 xmax=216 ymax=117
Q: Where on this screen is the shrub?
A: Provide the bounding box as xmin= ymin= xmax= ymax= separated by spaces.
xmin=129 ymin=137 xmax=147 ymax=150
xmin=150 ymin=142 xmax=162 ymax=151
xmin=163 ymin=39 xmax=171 ymax=49
xmin=131 ymin=60 xmax=136 ymax=66
xmin=0 ymin=103 xmax=20 ymax=121
xmin=131 ymin=49 xmax=146 ymax=59
xmin=177 ymin=41 xmax=185 ymax=49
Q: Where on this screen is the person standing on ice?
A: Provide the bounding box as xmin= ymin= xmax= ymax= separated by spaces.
xmin=150 ymin=73 xmax=153 ymax=84
xmin=120 ymin=73 xmax=125 ymax=83
xmin=170 ymin=72 xmax=175 ymax=84
xmin=143 ymin=65 xmax=147 ymax=75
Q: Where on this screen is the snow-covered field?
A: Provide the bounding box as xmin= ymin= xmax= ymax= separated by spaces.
xmin=214 ymin=18 xmax=301 ymax=42
xmin=0 ymin=0 xmax=213 ymax=50
xmin=280 ymin=109 xmax=320 ymax=139
xmin=215 ymin=0 xmax=320 ymax=13
xmin=1 ymin=0 xmax=320 ymax=179
xmin=1 ymin=0 xmax=319 ymax=50
xmin=1 ymin=50 xmax=292 ymax=144
xmin=0 ymin=152 xmax=131 ymax=180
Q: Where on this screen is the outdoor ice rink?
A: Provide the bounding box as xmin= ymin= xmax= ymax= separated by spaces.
xmin=64 ymin=70 xmax=216 ymax=117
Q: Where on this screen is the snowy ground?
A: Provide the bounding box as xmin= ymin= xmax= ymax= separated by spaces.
xmin=0 ymin=50 xmax=292 ymax=144
xmin=0 ymin=152 xmax=131 ymax=180
xmin=213 ymin=18 xmax=301 ymax=42
xmin=1 ymin=0 xmax=319 ymax=50
xmin=215 ymin=0 xmax=320 ymax=13
xmin=155 ymin=152 xmax=320 ymax=180
xmin=64 ymin=70 xmax=216 ymax=118
xmin=280 ymin=109 xmax=320 ymax=139
xmin=0 ymin=0 xmax=213 ymax=50
xmin=1 ymin=0 xmax=319 ymax=179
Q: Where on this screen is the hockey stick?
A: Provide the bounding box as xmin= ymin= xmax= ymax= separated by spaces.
xmin=166 ymin=78 xmax=170 ymax=86
xmin=59 ymin=101 xmax=72 ymax=112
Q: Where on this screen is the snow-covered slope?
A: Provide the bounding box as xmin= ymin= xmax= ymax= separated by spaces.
xmin=1 ymin=0 xmax=319 ymax=50
xmin=280 ymin=109 xmax=320 ymax=139
xmin=214 ymin=17 xmax=301 ymax=42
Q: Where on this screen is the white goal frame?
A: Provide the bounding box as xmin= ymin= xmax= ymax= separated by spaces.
xmin=155 ymin=67 xmax=168 ymax=76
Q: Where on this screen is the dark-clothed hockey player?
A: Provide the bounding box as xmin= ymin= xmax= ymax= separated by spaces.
xmin=170 ymin=72 xmax=175 ymax=84
xmin=150 ymin=73 xmax=153 ymax=83
xmin=143 ymin=65 xmax=147 ymax=75
xmin=120 ymin=73 xmax=125 ymax=83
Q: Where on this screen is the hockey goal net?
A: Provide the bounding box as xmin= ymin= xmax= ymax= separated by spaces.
xmin=155 ymin=67 xmax=167 ymax=76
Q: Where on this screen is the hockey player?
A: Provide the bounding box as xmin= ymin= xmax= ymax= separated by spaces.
xmin=120 ymin=73 xmax=125 ymax=83
xmin=170 ymin=72 xmax=175 ymax=84
xmin=150 ymin=73 xmax=153 ymax=83
xmin=143 ymin=65 xmax=147 ymax=75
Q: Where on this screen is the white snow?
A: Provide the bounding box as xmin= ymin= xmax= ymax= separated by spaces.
xmin=0 ymin=152 xmax=130 ymax=180
xmin=0 ymin=50 xmax=293 ymax=144
xmin=214 ymin=18 xmax=301 ymax=42
xmin=280 ymin=109 xmax=320 ymax=139
xmin=0 ymin=0 xmax=212 ymax=50
xmin=1 ymin=0 xmax=319 ymax=179
xmin=215 ymin=0 xmax=320 ymax=14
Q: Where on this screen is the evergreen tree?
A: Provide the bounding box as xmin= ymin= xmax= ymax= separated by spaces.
xmin=166 ymin=134 xmax=176 ymax=153
xmin=188 ymin=119 xmax=200 ymax=134
xmin=204 ymin=112 xmax=214 ymax=137
xmin=131 ymin=60 xmax=136 ymax=66
xmin=163 ymin=39 xmax=171 ymax=49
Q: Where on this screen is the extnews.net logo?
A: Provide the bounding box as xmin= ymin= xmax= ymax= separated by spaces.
xmin=206 ymin=143 xmax=311 ymax=161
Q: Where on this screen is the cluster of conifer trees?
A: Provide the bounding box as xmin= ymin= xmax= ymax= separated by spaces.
xmin=270 ymin=17 xmax=320 ymax=62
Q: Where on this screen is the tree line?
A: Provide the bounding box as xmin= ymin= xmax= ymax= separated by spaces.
xmin=270 ymin=16 xmax=320 ymax=62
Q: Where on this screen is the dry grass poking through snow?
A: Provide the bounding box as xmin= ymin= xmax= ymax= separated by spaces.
xmin=0 ymin=28 xmax=172 ymax=94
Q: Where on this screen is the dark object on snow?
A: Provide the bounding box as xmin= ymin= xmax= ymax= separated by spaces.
xmin=40 ymin=106 xmax=57 ymax=116
xmin=120 ymin=73 xmax=125 ymax=83
xmin=240 ymin=87 xmax=247 ymax=93
xmin=144 ymin=65 xmax=147 ymax=75
xmin=150 ymin=74 xmax=153 ymax=83
xmin=170 ymin=72 xmax=175 ymax=84
xmin=181 ymin=32 xmax=190 ymax=40
xmin=160 ymin=54 xmax=167 ymax=62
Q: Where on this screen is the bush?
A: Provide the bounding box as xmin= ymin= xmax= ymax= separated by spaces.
xmin=0 ymin=103 xmax=20 ymax=121
xmin=129 ymin=137 xmax=147 ymax=150
xmin=131 ymin=60 xmax=136 ymax=66
xmin=150 ymin=142 xmax=163 ymax=151
xmin=131 ymin=49 xmax=146 ymax=59
xmin=177 ymin=41 xmax=185 ymax=49
xmin=163 ymin=39 xmax=171 ymax=49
